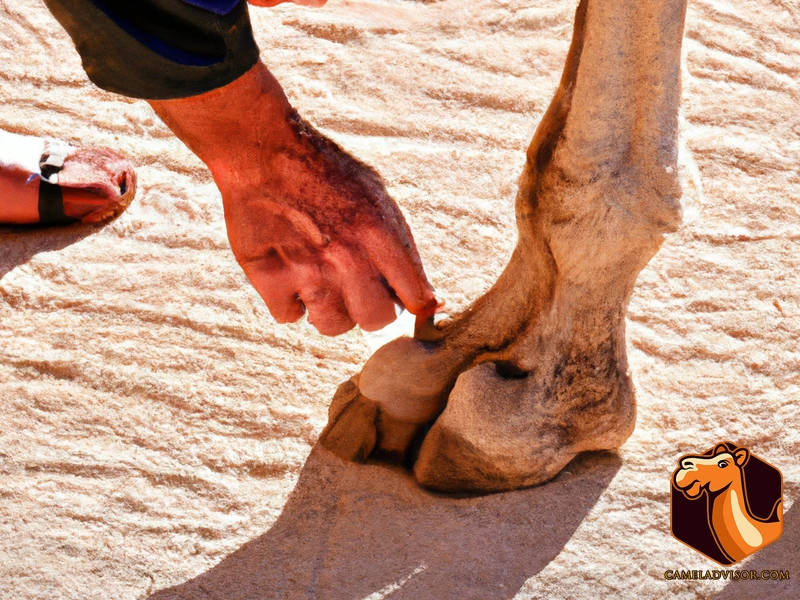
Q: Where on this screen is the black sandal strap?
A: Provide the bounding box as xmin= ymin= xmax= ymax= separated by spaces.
xmin=38 ymin=178 xmax=76 ymax=225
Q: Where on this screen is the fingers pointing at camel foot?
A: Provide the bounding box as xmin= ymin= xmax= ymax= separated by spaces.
xmin=0 ymin=130 xmax=136 ymax=226
xmin=214 ymin=110 xmax=439 ymax=336
xmin=147 ymin=61 xmax=439 ymax=336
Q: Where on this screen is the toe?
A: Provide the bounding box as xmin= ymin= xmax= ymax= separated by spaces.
xmin=58 ymin=147 xmax=138 ymax=222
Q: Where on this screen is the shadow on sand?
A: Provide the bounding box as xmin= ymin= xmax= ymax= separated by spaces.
xmin=713 ymin=500 xmax=798 ymax=600
xmin=149 ymin=447 xmax=620 ymax=600
xmin=0 ymin=224 xmax=99 ymax=281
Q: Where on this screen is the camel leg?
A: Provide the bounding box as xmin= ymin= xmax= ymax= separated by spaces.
xmin=319 ymin=0 xmax=687 ymax=492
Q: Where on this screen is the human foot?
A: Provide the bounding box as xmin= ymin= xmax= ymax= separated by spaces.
xmin=0 ymin=130 xmax=136 ymax=226
xmin=319 ymin=0 xmax=687 ymax=492
xmin=149 ymin=62 xmax=437 ymax=335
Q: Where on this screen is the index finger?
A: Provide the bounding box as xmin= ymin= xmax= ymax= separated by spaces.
xmin=361 ymin=227 xmax=438 ymax=316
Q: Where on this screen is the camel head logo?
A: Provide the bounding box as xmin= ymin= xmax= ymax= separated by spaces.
xmin=670 ymin=442 xmax=783 ymax=565
xmin=674 ymin=445 xmax=751 ymax=498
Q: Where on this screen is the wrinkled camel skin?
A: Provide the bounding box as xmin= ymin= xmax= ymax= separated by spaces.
xmin=320 ymin=0 xmax=687 ymax=493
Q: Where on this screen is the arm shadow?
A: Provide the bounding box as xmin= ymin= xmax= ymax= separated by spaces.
xmin=149 ymin=447 xmax=620 ymax=600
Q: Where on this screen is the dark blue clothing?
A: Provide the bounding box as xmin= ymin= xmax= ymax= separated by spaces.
xmin=43 ymin=0 xmax=260 ymax=99
xmin=183 ymin=0 xmax=241 ymax=14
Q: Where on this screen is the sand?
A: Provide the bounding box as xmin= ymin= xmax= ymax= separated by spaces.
xmin=0 ymin=0 xmax=798 ymax=598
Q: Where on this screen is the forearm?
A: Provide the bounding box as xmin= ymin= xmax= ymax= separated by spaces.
xmin=147 ymin=61 xmax=294 ymax=173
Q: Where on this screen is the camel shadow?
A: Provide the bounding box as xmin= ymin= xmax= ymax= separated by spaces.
xmin=713 ymin=500 xmax=799 ymax=600
xmin=149 ymin=447 xmax=620 ymax=600
xmin=0 ymin=223 xmax=99 ymax=282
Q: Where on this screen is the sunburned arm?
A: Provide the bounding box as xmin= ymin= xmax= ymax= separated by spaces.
xmin=148 ymin=61 xmax=438 ymax=335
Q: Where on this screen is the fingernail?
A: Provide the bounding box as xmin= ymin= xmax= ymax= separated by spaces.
xmin=433 ymin=313 xmax=453 ymax=329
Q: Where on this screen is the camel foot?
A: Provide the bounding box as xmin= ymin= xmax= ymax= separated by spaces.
xmin=412 ymin=362 xmax=635 ymax=492
xmin=321 ymin=379 xmax=379 ymax=463
xmin=320 ymin=0 xmax=685 ymax=493
xmin=320 ymin=311 xmax=637 ymax=493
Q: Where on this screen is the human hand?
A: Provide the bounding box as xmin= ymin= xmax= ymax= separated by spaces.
xmin=150 ymin=62 xmax=437 ymax=335
xmin=220 ymin=111 xmax=438 ymax=335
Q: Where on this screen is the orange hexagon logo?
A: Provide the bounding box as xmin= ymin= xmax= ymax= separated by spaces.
xmin=671 ymin=441 xmax=783 ymax=565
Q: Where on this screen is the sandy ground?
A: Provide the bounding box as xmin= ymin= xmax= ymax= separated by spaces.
xmin=0 ymin=0 xmax=798 ymax=598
